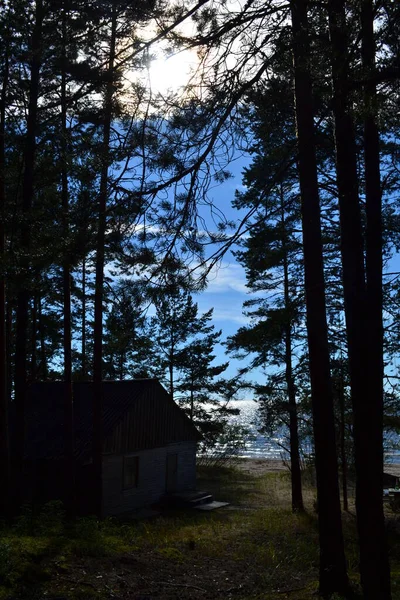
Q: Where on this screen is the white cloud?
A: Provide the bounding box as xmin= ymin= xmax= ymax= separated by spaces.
xmin=204 ymin=261 xmax=248 ymax=294
xmin=211 ymin=307 xmax=248 ymax=324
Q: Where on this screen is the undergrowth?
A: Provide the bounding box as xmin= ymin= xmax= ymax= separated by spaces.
xmin=0 ymin=468 xmax=400 ymax=599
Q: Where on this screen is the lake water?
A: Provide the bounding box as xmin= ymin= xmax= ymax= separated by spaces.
xmin=227 ymin=399 xmax=284 ymax=459
xmin=229 ymin=399 xmax=400 ymax=464
xmin=228 ymin=399 xmax=287 ymax=459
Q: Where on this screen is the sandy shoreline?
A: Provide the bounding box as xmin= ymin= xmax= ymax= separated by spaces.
xmin=383 ymin=464 xmax=400 ymax=478
xmin=231 ymin=458 xmax=400 ymax=478
xmin=231 ymin=457 xmax=400 ymax=478
xmin=233 ymin=457 xmax=288 ymax=476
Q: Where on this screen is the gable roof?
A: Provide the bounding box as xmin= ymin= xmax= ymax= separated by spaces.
xmin=22 ymin=379 xmax=201 ymax=461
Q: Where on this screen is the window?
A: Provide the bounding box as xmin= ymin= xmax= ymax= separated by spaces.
xmin=123 ymin=456 xmax=139 ymax=490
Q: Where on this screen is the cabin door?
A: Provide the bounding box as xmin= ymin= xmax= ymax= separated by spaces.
xmin=166 ymin=453 xmax=178 ymax=493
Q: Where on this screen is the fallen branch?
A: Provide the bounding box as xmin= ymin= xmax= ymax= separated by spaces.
xmin=58 ymin=577 xmax=97 ymax=590
xmin=156 ymin=580 xmax=207 ymax=593
xmin=274 ymin=586 xmax=307 ymax=594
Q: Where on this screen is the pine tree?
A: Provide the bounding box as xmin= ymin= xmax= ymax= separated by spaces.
xmin=151 ymin=281 xmax=232 ymax=443
xmin=14 ymin=0 xmax=45 ymax=508
xmin=90 ymin=0 xmax=161 ymax=517
xmin=175 ymin=319 xmax=228 ymax=422
xmin=151 ymin=287 xmax=207 ymax=400
xmin=228 ymin=179 xmax=305 ymax=512
xmin=103 ymin=280 xmax=152 ymax=380
xmin=92 ymin=0 xmax=118 ymax=519
xmin=290 ymin=0 xmax=349 ymax=592
xmin=326 ymin=0 xmax=391 ymax=594
xmin=0 ymin=1 xmax=11 ymax=518
xmin=58 ymin=0 xmax=75 ymax=517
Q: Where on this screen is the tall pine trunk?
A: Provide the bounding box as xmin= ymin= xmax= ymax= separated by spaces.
xmin=38 ymin=295 xmax=47 ymax=379
xmin=6 ymin=300 xmax=14 ymax=404
xmin=14 ymin=0 xmax=43 ymax=507
xmin=6 ymin=299 xmax=12 ymax=411
xmin=290 ymin=0 xmax=349 ymax=594
xmin=92 ymin=6 xmax=117 ymax=518
xmin=169 ymin=355 xmax=174 ymax=400
xmin=30 ymin=297 xmax=37 ymax=380
xmin=327 ymin=0 xmax=391 ymax=596
xmin=280 ymin=187 xmax=303 ymax=513
xmin=119 ymin=352 xmax=124 ymax=380
xmin=189 ymin=386 xmax=194 ymax=421
xmin=81 ymin=258 xmax=86 ymax=378
xmin=61 ymin=3 xmax=75 ymax=517
xmin=338 ymin=361 xmax=348 ymax=512
xmin=0 ymin=13 xmax=10 ymax=518
xmin=360 ymin=0 xmax=391 ymax=595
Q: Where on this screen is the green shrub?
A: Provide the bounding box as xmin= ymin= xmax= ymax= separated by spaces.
xmin=0 ymin=536 xmax=53 ymax=588
xmin=68 ymin=516 xmax=130 ymax=557
xmin=72 ymin=516 xmax=101 ymax=541
xmin=69 ymin=516 xmax=103 ymax=555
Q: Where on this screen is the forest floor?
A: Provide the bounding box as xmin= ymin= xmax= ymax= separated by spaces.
xmin=1 ymin=461 xmax=400 ymax=600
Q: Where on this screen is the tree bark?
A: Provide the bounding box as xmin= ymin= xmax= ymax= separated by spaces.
xmin=190 ymin=386 xmax=194 ymax=421
xmin=338 ymin=361 xmax=348 ymax=512
xmin=290 ymin=0 xmax=349 ymax=594
xmin=92 ymin=6 xmax=117 ymax=518
xmin=280 ymin=186 xmax=304 ymax=513
xmin=119 ymin=351 xmax=124 ymax=380
xmin=5 ymin=299 xmax=12 ymax=413
xmin=82 ymin=258 xmax=86 ymax=378
xmin=327 ymin=0 xmax=391 ymax=596
xmin=38 ymin=295 xmax=47 ymax=380
xmin=30 ymin=297 xmax=37 ymax=381
xmin=360 ymin=0 xmax=391 ymax=595
xmin=61 ymin=2 xmax=75 ymax=517
xmin=169 ymin=355 xmax=174 ymax=400
xmin=14 ymin=0 xmax=43 ymax=508
xmin=0 ymin=11 xmax=10 ymax=518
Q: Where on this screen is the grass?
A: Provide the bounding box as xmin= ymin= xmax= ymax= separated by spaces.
xmin=1 ymin=466 xmax=400 ymax=599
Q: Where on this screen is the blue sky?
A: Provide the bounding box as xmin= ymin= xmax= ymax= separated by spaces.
xmin=189 ymin=153 xmax=264 ymax=386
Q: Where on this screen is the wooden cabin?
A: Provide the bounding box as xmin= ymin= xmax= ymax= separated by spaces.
xmin=21 ymin=379 xmax=201 ymax=516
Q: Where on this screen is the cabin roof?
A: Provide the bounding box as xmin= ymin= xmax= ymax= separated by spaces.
xmin=20 ymin=379 xmax=201 ymax=461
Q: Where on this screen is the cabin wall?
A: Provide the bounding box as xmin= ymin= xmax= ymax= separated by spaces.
xmin=102 ymin=441 xmax=197 ymax=516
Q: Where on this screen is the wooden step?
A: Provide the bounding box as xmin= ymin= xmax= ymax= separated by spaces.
xmin=188 ymin=494 xmax=213 ymax=507
xmin=163 ymin=490 xmax=213 ymax=508
xmin=195 ymin=501 xmax=230 ymax=511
